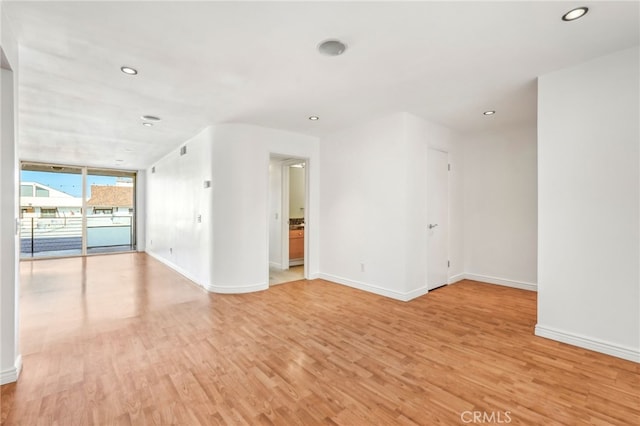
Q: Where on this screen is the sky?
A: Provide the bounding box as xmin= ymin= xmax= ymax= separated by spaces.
xmin=21 ymin=171 xmax=130 ymax=198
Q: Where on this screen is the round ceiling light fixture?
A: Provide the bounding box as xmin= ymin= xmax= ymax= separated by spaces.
xmin=483 ymin=110 xmax=496 ymax=116
xmin=308 ymin=116 xmax=319 ymax=121
xmin=141 ymin=115 xmax=161 ymax=122
xmin=120 ymin=66 xmax=138 ymax=75
xmin=562 ymin=7 xmax=588 ymax=21
xmin=318 ymin=39 xmax=347 ymax=56
xmin=142 ymin=122 xmax=154 ymax=127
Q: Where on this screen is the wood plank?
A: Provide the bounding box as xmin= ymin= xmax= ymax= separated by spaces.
xmin=1 ymin=253 xmax=638 ymax=425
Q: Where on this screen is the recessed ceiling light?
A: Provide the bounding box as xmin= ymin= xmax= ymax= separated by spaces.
xmin=120 ymin=66 xmax=138 ymax=75
xmin=562 ymin=7 xmax=588 ymax=21
xmin=318 ymin=39 xmax=347 ymax=56
xmin=308 ymin=116 xmax=319 ymax=121
xmin=483 ymin=110 xmax=496 ymax=116
xmin=142 ymin=122 xmax=153 ymax=127
xmin=141 ymin=115 xmax=161 ymax=122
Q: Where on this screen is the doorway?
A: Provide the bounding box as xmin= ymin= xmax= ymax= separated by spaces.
xmin=268 ymin=155 xmax=308 ymax=285
xmin=427 ymin=148 xmax=449 ymax=290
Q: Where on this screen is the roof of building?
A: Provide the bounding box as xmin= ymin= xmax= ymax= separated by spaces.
xmin=87 ymin=185 xmax=133 ymax=207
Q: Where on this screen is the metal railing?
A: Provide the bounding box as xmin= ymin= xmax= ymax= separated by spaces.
xmin=20 ymin=215 xmax=133 ymax=256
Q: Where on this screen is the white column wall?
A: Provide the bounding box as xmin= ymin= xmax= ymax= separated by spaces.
xmin=537 ymin=47 xmax=639 ymax=362
xmin=0 ymin=3 xmax=21 ymax=384
xmin=210 ymin=124 xmax=319 ymax=292
xmin=146 ymin=123 xmax=319 ymax=293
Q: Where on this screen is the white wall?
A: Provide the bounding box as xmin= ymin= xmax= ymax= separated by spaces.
xmin=146 ymin=126 xmax=214 ymax=287
xmin=210 ymin=124 xmax=319 ymax=292
xmin=537 ymin=47 xmax=639 ymax=362
xmin=146 ymin=123 xmax=319 ymax=293
xmin=319 ymin=112 xmax=462 ymax=300
xmin=461 ymin=124 xmax=538 ymax=290
xmin=0 ymin=4 xmax=22 ymax=384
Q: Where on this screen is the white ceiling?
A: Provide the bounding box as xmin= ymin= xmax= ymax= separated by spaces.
xmin=4 ymin=1 xmax=639 ymax=170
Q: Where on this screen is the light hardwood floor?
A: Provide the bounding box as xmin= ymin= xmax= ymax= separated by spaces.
xmin=2 ymin=253 xmax=638 ymax=425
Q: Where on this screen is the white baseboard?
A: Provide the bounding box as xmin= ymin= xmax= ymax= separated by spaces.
xmin=289 ymin=259 xmax=304 ymax=267
xmin=0 ymin=355 xmax=22 ymax=385
xmin=203 ymin=282 xmax=268 ymax=294
xmin=449 ymin=273 xmax=465 ymax=284
xmin=316 ymin=272 xmax=534 ymax=302
xmin=404 ymin=285 xmax=430 ymax=300
xmin=464 ymin=273 xmax=537 ymax=292
xmin=145 ymin=250 xmax=208 ymax=289
xmin=317 ymin=273 xmax=422 ymax=302
xmin=269 ymin=261 xmax=283 ymax=269
xmin=308 ymin=272 xmax=320 ymax=280
xmin=535 ymin=324 xmax=640 ymax=363
xmin=146 ymin=250 xmax=269 ymax=294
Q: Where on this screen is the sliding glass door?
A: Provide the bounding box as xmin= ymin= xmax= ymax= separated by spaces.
xmin=20 ymin=163 xmax=136 ymax=258
xmin=86 ymin=168 xmax=136 ymax=254
xmin=20 ymin=164 xmax=83 ymax=257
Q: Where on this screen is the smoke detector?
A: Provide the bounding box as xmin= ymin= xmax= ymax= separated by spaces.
xmin=318 ymin=39 xmax=347 ymax=56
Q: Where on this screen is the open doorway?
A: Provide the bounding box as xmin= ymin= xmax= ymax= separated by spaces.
xmin=268 ymin=155 xmax=308 ymax=285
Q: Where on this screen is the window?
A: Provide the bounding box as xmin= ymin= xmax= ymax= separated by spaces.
xmin=93 ymin=208 xmax=113 ymax=215
xmin=40 ymin=208 xmax=57 ymax=218
xmin=20 ymin=162 xmax=137 ymax=257
xmin=35 ymin=186 xmax=49 ymax=197
xmin=21 ymin=185 xmax=34 ymax=197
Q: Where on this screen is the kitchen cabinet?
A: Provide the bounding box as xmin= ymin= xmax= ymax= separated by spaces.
xmin=289 ymin=229 xmax=304 ymax=260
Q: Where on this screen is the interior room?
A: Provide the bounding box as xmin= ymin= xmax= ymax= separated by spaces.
xmin=269 ymin=156 xmax=307 ymax=285
xmin=1 ymin=1 xmax=638 ymax=424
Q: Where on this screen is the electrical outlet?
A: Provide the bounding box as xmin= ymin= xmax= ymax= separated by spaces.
xmin=360 ymin=262 xmax=365 ymax=272
xmin=169 ymin=248 xmax=173 ymax=254
xmin=197 ymin=214 xmax=202 ymax=223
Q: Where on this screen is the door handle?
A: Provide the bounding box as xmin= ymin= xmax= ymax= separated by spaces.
xmin=428 ymin=224 xmax=438 ymax=229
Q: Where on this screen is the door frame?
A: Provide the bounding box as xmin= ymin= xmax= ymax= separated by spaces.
xmin=280 ymin=158 xmax=308 ymax=272
xmin=268 ymin=154 xmax=309 ymax=282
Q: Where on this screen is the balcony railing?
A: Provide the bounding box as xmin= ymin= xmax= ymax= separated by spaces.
xmin=20 ymin=215 xmax=134 ymax=257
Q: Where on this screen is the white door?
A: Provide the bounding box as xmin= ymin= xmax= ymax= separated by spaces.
xmin=427 ymin=149 xmax=449 ymax=290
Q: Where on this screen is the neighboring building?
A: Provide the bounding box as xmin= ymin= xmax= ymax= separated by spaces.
xmin=87 ymin=183 xmax=133 ymax=215
xmin=20 ymin=182 xmax=82 ymax=218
